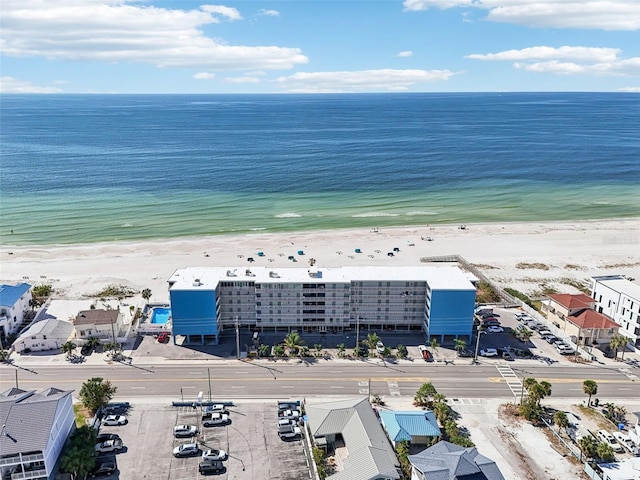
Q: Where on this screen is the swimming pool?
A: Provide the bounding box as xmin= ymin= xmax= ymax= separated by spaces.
xmin=150 ymin=307 xmax=171 ymax=324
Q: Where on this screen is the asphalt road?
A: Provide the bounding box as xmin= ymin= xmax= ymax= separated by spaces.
xmin=3 ymin=360 xmax=639 ymax=402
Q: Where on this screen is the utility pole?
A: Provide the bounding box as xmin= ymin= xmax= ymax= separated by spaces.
xmin=235 ymin=316 xmax=240 ymax=360
xmin=473 ymin=324 xmax=483 ymax=363
xmin=15 ymin=370 xmax=18 ymax=389
xmin=208 ymin=368 xmax=212 ymax=401
xmin=355 ymin=316 xmax=361 ymax=352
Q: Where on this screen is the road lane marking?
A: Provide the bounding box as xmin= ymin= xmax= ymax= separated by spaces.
xmin=131 ymin=386 xmax=146 ymax=390
xmin=330 ymin=386 xmax=344 ymax=389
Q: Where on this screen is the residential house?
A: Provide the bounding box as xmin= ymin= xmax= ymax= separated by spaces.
xmin=596 ymin=458 xmax=640 ymax=480
xmin=591 ymin=275 xmax=640 ymax=350
xmin=409 ymin=441 xmax=505 ymax=480
xmin=73 ymin=308 xmax=124 ymax=342
xmin=379 ymin=410 xmax=441 ymax=448
xmin=12 ymin=319 xmax=74 ymax=354
xmin=306 ymin=397 xmax=401 ymax=480
xmin=0 ymin=283 xmax=32 ymax=347
xmin=544 ymin=294 xmax=619 ymax=346
xmin=0 ymin=387 xmax=75 ymax=480
xmin=168 ymin=266 xmax=476 ymax=345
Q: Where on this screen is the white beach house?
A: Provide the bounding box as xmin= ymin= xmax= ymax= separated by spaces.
xmin=591 ymin=275 xmax=640 ymax=350
xmin=0 ymin=282 xmax=32 ymax=348
xmin=167 ymin=265 xmax=477 ymax=345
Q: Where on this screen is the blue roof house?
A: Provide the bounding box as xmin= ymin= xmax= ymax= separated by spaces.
xmin=379 ymin=410 xmax=441 ymax=448
xmin=0 ymin=282 xmax=32 ymax=347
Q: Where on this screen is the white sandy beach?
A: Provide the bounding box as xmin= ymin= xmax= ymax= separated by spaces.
xmin=1 ymin=218 xmax=639 ymax=302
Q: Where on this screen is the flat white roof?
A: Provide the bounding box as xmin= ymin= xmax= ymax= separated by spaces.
xmin=593 ymin=276 xmax=640 ymax=300
xmin=168 ymin=266 xmax=475 ymax=292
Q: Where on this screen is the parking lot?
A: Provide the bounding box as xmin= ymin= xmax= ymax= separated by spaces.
xmin=96 ymin=401 xmax=311 ymax=480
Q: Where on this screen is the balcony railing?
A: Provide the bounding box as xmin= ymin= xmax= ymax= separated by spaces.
xmin=0 ymin=453 xmax=44 ymax=467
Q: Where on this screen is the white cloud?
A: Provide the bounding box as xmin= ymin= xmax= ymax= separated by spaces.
xmin=200 ymin=5 xmax=242 ymax=21
xmin=1 ymin=1 xmax=308 ymax=70
xmin=468 ymin=45 xmax=640 ymax=76
xmin=225 ymin=75 xmax=261 ymax=84
xmin=259 ymin=9 xmax=280 ymax=17
xmin=403 ymin=0 xmax=640 ymax=31
xmin=616 ymin=87 xmax=640 ymax=92
xmin=274 ymin=69 xmax=454 ymax=93
xmin=193 ymin=72 xmax=216 ymax=80
xmin=0 ymin=76 xmax=62 ymax=93
xmin=397 ymin=50 xmax=414 ymax=57
xmin=467 ymin=46 xmax=621 ymax=63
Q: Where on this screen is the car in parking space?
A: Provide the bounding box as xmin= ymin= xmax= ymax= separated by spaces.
xmin=538 ymin=329 xmax=553 ymax=337
xmin=418 ymin=344 xmax=433 ymax=361
xmin=279 ymin=409 xmax=301 ymax=420
xmin=204 ymin=404 xmax=229 ymax=415
xmin=486 ymin=326 xmax=504 ymax=333
xmin=480 ymin=348 xmax=498 ymax=357
xmin=88 ymin=459 xmax=117 ymax=478
xmin=555 ymin=343 xmax=575 ymax=355
xmin=95 ymin=439 xmax=123 ymax=453
xmin=203 ymin=413 xmax=230 ymax=427
xmin=173 ymin=443 xmax=200 ymax=458
xmin=80 ymin=343 xmax=93 ymax=356
xmin=277 ymin=418 xmax=297 ymax=428
xmin=545 ymin=335 xmax=558 ymax=344
xmin=376 ymin=341 xmax=385 ymax=354
xmin=96 ymin=433 xmax=121 ymax=444
xmin=613 ymin=431 xmax=639 ymax=455
xmin=199 ymin=461 xmax=225 ymax=475
xmin=597 ymin=430 xmax=624 ymax=453
xmin=481 ymin=318 xmax=500 ymax=326
xmin=457 ymin=349 xmax=474 ymax=358
xmin=157 ymin=332 xmax=170 ymax=343
xmin=102 ymin=415 xmax=127 ymax=426
xmin=279 ymin=424 xmax=302 ymax=440
xmin=174 ymin=424 xmax=198 ymax=438
xmin=202 ymin=449 xmax=227 ymax=461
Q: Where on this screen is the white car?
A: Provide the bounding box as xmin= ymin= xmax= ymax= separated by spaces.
xmin=486 ymin=326 xmax=504 ymax=333
xmin=173 ymin=443 xmax=199 ymax=457
xmin=555 ymin=344 xmax=575 ymax=355
xmin=279 ymin=409 xmax=301 ymax=420
xmin=174 ymin=425 xmax=198 ymax=437
xmin=95 ymin=439 xmax=123 ymax=453
xmin=376 ymin=341 xmax=385 ymax=354
xmin=203 ymin=413 xmax=229 ymax=427
xmin=613 ymin=431 xmax=638 ymax=454
xmin=480 ymin=348 xmax=498 ymax=357
xmin=202 ymin=449 xmax=227 ymax=461
xmin=102 ymin=415 xmax=127 ymax=426
xmin=597 ymin=430 xmax=624 ymax=453
xmin=204 ymin=404 xmax=229 ymax=415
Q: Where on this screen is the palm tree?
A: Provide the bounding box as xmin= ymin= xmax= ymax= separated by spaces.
xmin=454 ymin=339 xmax=467 ymax=355
xmin=414 ymin=382 xmax=437 ymax=408
xmin=609 ymin=334 xmax=627 ymax=361
xmin=0 ymin=349 xmax=11 ymax=363
xmin=553 ymin=411 xmax=568 ymax=433
xmin=337 ymin=343 xmax=346 ymax=357
xmin=283 ymin=331 xmax=304 ymax=355
xmin=141 ymin=288 xmax=152 ymax=304
xmin=523 ymin=378 xmax=552 ymax=406
xmin=430 ymin=337 xmax=439 ymax=352
xmin=365 ymin=332 xmax=381 ymax=350
xmin=79 ymin=377 xmax=117 ymax=415
xmin=596 ymin=442 xmax=615 ymax=462
xmin=519 ymin=327 xmax=534 ymax=344
xmin=579 ymin=435 xmax=598 ymax=461
xmin=62 ymin=341 xmax=77 ymax=359
xmin=582 ymin=380 xmax=598 ymax=406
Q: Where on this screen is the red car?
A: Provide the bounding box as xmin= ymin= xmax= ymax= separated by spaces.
xmin=157 ymin=332 xmax=170 ymax=343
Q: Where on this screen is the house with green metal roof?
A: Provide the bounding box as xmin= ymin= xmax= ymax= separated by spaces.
xmin=379 ymin=410 xmax=441 ymax=448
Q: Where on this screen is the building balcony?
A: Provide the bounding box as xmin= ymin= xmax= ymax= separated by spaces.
xmin=0 ymin=453 xmax=45 ymax=467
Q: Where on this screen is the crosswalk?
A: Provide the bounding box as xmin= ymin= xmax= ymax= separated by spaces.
xmin=495 ymin=364 xmax=524 ymax=402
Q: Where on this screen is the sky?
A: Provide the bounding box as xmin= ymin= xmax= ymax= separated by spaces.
xmin=1 ymin=0 xmax=639 ymax=94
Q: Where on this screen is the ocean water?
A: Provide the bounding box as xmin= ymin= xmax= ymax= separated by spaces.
xmin=1 ymin=92 xmax=639 ymax=246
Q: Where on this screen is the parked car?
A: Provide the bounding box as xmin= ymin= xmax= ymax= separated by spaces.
xmin=486 ymin=326 xmax=504 ymax=333
xmin=279 ymin=409 xmax=301 ymax=420
xmin=278 ymin=424 xmax=302 ymax=440
xmin=457 ymin=349 xmax=474 ymax=358
xmin=157 ymin=332 xmax=170 ymax=343
xmin=203 ymin=413 xmax=230 ymax=427
xmin=173 ymin=443 xmax=200 ymax=458
xmin=278 ymin=402 xmax=299 ymax=411
xmin=277 ymin=418 xmax=297 ymax=428
xmin=95 ymin=439 xmax=123 ymax=453
xmin=81 ymin=344 xmax=93 ymax=356
xmin=96 ymin=433 xmax=120 ymax=444
xmin=613 ymin=431 xmax=638 ymax=454
xmin=545 ymin=335 xmax=558 ymax=344
xmin=204 ymin=404 xmax=229 ymax=415
xmin=418 ymin=345 xmax=433 ymax=361
xmin=199 ymin=461 xmax=225 ymax=475
xmin=102 ymin=415 xmax=127 ymax=426
xmin=480 ymin=348 xmax=498 ymax=357
xmin=538 ymin=329 xmax=553 ymax=337
xmin=174 ymin=425 xmax=198 ymax=438
xmin=555 ymin=344 xmax=575 ymax=355
xmin=376 ymin=341 xmax=385 ymax=354
xmin=88 ymin=461 xmax=117 ymax=478
xmin=202 ymin=449 xmax=227 ymax=461
xmin=597 ymin=430 xmax=624 ymax=453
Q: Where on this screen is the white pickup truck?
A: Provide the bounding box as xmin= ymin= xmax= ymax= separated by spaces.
xmin=278 ymin=424 xmax=302 ymax=440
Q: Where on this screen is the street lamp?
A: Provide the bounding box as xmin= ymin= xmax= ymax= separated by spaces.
xmin=355 ymin=316 xmax=361 ymax=351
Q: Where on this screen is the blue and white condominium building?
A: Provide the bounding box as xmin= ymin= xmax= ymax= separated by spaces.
xmin=168 ymin=266 xmax=477 ymax=345
xmin=591 ymin=275 xmax=640 ymax=350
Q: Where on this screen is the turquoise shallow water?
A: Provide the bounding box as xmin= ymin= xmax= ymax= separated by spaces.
xmin=1 ymin=93 xmax=639 ymax=246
